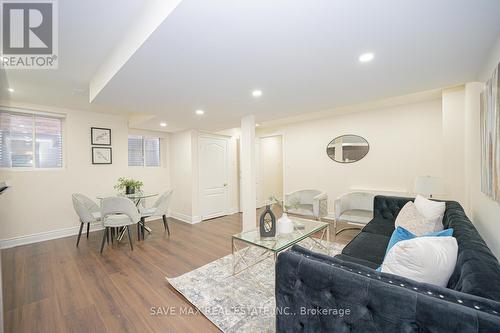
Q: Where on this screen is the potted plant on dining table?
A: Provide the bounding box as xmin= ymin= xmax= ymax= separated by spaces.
xmin=114 ymin=177 xmax=143 ymax=195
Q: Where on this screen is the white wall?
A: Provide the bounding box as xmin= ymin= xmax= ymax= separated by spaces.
xmin=257 ymin=99 xmax=445 ymax=214
xmin=259 ymin=135 xmax=283 ymax=205
xmin=0 ymin=102 xmax=170 ymax=244
xmin=168 ymin=130 xmax=200 ymax=223
xmin=465 ymin=35 xmax=500 ymax=259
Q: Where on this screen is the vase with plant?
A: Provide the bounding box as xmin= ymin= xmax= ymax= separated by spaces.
xmin=269 ymin=195 xmax=299 ymax=234
xmin=114 ymin=177 xmax=143 ymax=195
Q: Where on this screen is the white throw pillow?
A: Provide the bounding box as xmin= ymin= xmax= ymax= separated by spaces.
xmin=414 ymin=195 xmax=445 ymax=232
xmin=395 ymin=202 xmax=436 ymax=236
xmin=381 ymin=236 xmax=458 ymax=287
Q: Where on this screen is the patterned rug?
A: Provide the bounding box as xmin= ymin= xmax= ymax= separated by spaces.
xmin=166 ymin=238 xmax=344 ymax=333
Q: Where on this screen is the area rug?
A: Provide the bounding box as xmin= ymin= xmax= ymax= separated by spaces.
xmin=166 ymin=238 xmax=344 ymax=333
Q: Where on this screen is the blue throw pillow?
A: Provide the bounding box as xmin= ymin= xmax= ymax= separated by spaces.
xmin=376 ymin=227 xmax=454 ymax=272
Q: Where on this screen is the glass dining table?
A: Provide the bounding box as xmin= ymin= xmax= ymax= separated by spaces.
xmin=97 ymin=192 xmax=159 ymax=241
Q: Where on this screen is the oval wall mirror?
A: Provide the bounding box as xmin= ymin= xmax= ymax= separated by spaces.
xmin=326 ymin=134 xmax=369 ymax=163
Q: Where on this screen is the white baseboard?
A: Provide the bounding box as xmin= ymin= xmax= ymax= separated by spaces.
xmin=170 ymin=211 xmax=201 ymax=224
xmin=0 ymin=223 xmax=104 ymax=250
xmin=228 ymin=207 xmax=240 ymax=215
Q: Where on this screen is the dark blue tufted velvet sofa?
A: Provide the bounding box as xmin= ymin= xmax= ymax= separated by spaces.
xmin=276 ymin=195 xmax=500 ymax=332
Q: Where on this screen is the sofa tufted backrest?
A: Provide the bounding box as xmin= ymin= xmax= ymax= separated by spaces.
xmin=373 ymin=195 xmax=500 ymax=302
xmin=373 ymin=195 xmax=414 ymax=220
xmin=443 ymin=201 xmax=500 ymax=301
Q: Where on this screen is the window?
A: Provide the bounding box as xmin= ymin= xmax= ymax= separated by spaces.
xmin=0 ymin=111 xmax=63 ymax=169
xmin=128 ymin=135 xmax=161 ymax=167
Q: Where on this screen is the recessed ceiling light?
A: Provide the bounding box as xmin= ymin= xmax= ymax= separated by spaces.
xmin=195 ymin=109 xmax=205 ymax=115
xmin=160 ymin=122 xmax=167 ymax=127
xmin=252 ymin=90 xmax=263 ymax=98
xmin=359 ymin=52 xmax=374 ymax=63
xmin=7 ymin=88 xmax=14 ymax=92
xmin=255 ymin=123 xmax=261 ymax=127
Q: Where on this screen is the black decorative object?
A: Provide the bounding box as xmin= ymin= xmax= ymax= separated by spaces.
xmin=125 ymin=186 xmax=135 ymax=195
xmin=259 ymin=204 xmax=276 ymax=238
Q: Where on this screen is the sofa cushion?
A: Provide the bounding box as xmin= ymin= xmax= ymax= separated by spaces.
xmin=382 ymin=227 xmax=454 ymax=261
xmin=362 ymin=216 xmax=395 ymax=237
xmin=380 ymin=235 xmax=458 ymax=287
xmin=342 ymin=231 xmax=390 ymax=265
xmin=395 ymin=201 xmax=443 ymax=236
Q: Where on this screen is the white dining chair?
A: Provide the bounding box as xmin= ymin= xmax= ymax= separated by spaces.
xmin=72 ymin=193 xmax=101 ymax=247
xmin=139 ymin=190 xmax=173 ymax=239
xmin=100 ymin=197 xmax=141 ymax=253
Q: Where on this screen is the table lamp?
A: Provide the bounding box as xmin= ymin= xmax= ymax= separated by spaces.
xmin=414 ymin=176 xmax=443 ymax=199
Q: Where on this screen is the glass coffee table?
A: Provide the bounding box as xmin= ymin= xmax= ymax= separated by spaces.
xmin=231 ymin=217 xmax=330 ymax=275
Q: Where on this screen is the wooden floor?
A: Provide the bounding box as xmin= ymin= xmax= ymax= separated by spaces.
xmin=1 ymin=214 xmax=359 ymax=333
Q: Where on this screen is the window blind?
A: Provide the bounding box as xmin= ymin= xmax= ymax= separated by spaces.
xmin=144 ymin=137 xmax=160 ymax=167
xmin=35 ymin=116 xmax=62 ymax=168
xmin=128 ymin=135 xmax=144 ymax=166
xmin=0 ymin=111 xmax=62 ymax=169
xmin=128 ymin=135 xmax=161 ymax=167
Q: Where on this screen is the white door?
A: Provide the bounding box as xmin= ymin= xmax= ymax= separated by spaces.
xmin=199 ymin=136 xmax=229 ymax=220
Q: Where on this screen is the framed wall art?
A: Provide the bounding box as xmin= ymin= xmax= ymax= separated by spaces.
xmin=91 ymin=127 xmax=111 ymax=146
xmin=92 ymin=147 xmax=112 ymax=165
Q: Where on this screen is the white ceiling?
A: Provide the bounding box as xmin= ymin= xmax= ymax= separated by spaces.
xmin=3 ymin=0 xmax=500 ymax=132
xmin=2 ymin=0 xmax=144 ymax=111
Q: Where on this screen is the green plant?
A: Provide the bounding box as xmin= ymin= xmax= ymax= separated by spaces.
xmin=114 ymin=177 xmax=143 ymax=193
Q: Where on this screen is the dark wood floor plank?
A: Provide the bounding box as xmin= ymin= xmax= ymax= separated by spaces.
xmin=2 ymin=213 xmax=358 ymax=333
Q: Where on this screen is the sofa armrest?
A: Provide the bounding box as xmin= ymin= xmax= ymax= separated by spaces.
xmin=276 ymin=246 xmax=500 ymax=333
xmin=312 ymin=192 xmax=328 ymax=218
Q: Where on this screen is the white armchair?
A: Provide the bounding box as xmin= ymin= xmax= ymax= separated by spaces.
xmin=285 ymin=189 xmax=328 ymax=220
xmin=334 ymin=192 xmax=374 ymax=234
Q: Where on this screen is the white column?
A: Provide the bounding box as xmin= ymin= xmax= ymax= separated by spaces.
xmin=442 ymin=87 xmax=467 ymax=207
xmin=464 ymin=82 xmax=483 ymax=213
xmin=240 ymin=115 xmax=256 ymax=231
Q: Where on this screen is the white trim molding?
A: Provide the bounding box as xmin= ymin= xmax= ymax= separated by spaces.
xmin=0 ymin=223 xmax=104 ymax=250
xmin=170 ymin=211 xmax=202 ymax=224
xmin=0 ymin=215 xmax=175 ymax=249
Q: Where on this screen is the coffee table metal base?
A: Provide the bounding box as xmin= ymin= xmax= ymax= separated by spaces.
xmin=231 ymin=226 xmax=330 ymax=275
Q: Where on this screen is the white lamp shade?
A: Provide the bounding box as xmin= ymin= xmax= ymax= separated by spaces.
xmin=414 ymin=176 xmax=443 ymax=197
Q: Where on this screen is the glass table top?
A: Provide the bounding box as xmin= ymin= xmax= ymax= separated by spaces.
xmin=97 ymin=192 xmax=159 ymax=200
xmin=232 ymin=217 xmax=329 ymax=253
